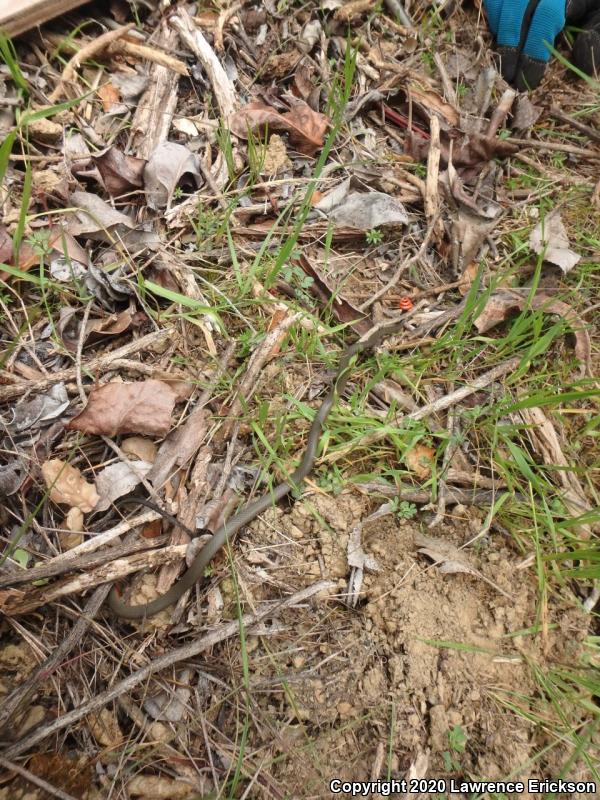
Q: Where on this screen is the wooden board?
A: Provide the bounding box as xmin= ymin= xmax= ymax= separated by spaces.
xmin=0 ymin=0 xmax=89 ymax=37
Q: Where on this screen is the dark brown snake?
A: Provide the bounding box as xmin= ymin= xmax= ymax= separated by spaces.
xmin=107 ymin=313 xmax=451 ymax=619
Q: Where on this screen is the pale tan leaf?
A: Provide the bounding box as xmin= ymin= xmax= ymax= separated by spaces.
xmin=41 ymin=459 xmax=99 ymax=513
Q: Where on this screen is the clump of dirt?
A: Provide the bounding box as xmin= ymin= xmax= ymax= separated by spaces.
xmin=240 ymin=492 xmax=593 ymax=795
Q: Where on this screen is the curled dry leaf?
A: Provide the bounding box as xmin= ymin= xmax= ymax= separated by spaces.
xmin=474 ymin=289 xmax=592 ymax=376
xmin=405 ymin=444 xmax=435 ymax=479
xmin=143 ymin=141 xmax=202 ymax=210
xmin=121 ymin=436 xmax=158 ymax=463
xmin=41 ymin=459 xmax=99 ymax=513
xmin=529 ymin=209 xmax=581 ymax=273
xmin=229 ymin=97 xmax=329 ymax=155
xmin=93 ymin=146 xmax=146 ymax=196
xmin=127 ymin=775 xmax=196 ymax=799
xmin=95 ymin=459 xmax=153 ymax=512
xmin=87 ymin=708 xmax=123 ymax=747
xmin=67 ymin=379 xmax=178 ymax=437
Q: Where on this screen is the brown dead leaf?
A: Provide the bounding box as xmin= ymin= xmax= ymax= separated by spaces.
xmin=67 ymin=379 xmax=178 ymax=437
xmin=415 ymin=532 xmax=512 ymax=598
xmin=148 ymin=406 xmax=208 ymax=488
xmin=98 ymin=82 xmax=121 ymax=112
xmin=408 ymin=86 xmax=459 ymax=127
xmin=263 ymin=50 xmax=302 ymax=79
xmin=143 ymin=141 xmax=202 ymax=210
xmin=93 ymin=146 xmax=146 ymax=196
xmin=405 ymin=444 xmax=435 ymax=479
xmin=229 ymin=97 xmax=330 ymax=155
xmin=459 ymin=261 xmax=479 ymax=295
xmin=474 ymin=289 xmax=592 ymax=376
xmin=41 ymin=459 xmax=99 ymax=513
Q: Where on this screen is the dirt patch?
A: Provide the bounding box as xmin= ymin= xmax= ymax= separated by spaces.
xmin=240 ymin=493 xmax=594 ymax=796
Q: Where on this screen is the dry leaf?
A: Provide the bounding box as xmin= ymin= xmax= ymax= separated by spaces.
xmin=405 ymin=444 xmax=435 ymax=479
xmin=66 ymin=506 xmax=84 ymax=532
xmin=148 ymin=407 xmax=207 ymax=488
xmin=98 ymin=82 xmax=121 ymax=112
xmin=415 ymin=532 xmax=511 ymax=598
xmin=474 ymin=289 xmax=592 ymax=376
xmin=144 ymin=667 xmax=193 ymax=722
xmin=95 ymin=460 xmax=153 ymax=512
xmin=122 ymin=436 xmax=158 ymax=463
xmin=408 ymin=86 xmax=460 ymax=127
xmin=41 ymin=459 xmax=99 ymax=513
xmin=67 ymin=380 xmax=178 ymax=437
xmin=529 ymin=209 xmax=581 ymax=273
xmin=329 ymin=192 xmax=408 ymax=230
xmin=229 ymin=97 xmax=329 ymax=155
xmin=143 ymin=141 xmax=202 ymax=210
xmin=93 ymin=147 xmax=146 ymax=196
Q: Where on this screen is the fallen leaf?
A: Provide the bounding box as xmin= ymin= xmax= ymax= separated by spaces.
xmin=529 ymin=209 xmax=581 ymax=273
xmin=263 ymin=50 xmax=302 ymax=79
xmin=122 ymin=436 xmax=157 ymax=463
xmin=0 ymin=460 xmax=26 ymax=498
xmin=0 ymin=224 xmax=12 ymax=262
xmin=459 ymin=261 xmax=479 ymax=295
xmin=93 ymin=147 xmax=146 ymax=196
xmin=408 ymin=86 xmax=459 ymax=127
xmin=111 ymin=70 xmax=149 ymax=100
xmin=229 ymin=96 xmax=329 ymax=155
xmin=68 ymin=190 xmax=159 ymax=247
xmin=98 ymin=82 xmax=121 ymax=112
xmin=144 ymin=667 xmax=193 ymax=722
xmin=148 ymin=407 xmax=207 ymax=488
xmin=41 ymin=459 xmax=99 ymax=513
xmin=329 ymin=192 xmax=408 ymax=230
xmin=66 ymin=506 xmax=84 ymax=532
xmin=405 ymin=444 xmax=435 ymax=479
xmin=9 ymin=383 xmax=69 ymax=432
xmin=94 ymin=459 xmax=153 ymax=512
xmin=143 ymin=141 xmax=202 ymax=210
xmin=415 ymin=532 xmax=511 ymax=598
xmin=67 ymin=380 xmax=178 ymax=437
xmin=474 ymin=289 xmax=592 ymax=375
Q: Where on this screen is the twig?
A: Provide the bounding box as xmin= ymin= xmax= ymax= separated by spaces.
xmin=383 ymin=0 xmax=414 ymax=28
xmin=359 ymin=220 xmax=438 ymax=311
xmin=75 ymin=300 xmax=93 ymax=405
xmin=48 ymin=23 xmax=135 ymax=102
xmin=550 ymin=106 xmax=600 ymax=145
xmin=2 ymin=580 xmax=336 ymax=758
xmin=215 ymin=1 xmax=243 ymax=51
xmin=108 ymin=38 xmax=189 ymax=76
xmin=0 ymin=756 xmax=78 ymax=800
xmin=425 ymin=115 xmax=441 ymax=219
xmin=505 ymin=137 xmax=600 ymax=160
xmin=321 ymin=357 xmax=521 ymax=462
xmin=0 ymin=328 xmax=174 ymax=403
xmin=170 ymin=9 xmax=237 ymax=119
xmin=0 ymin=585 xmax=110 ymax=735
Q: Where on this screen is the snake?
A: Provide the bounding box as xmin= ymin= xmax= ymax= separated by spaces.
xmin=107 ymin=311 xmax=453 ymax=619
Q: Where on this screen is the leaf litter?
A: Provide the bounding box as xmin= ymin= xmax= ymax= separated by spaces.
xmin=0 ymin=0 xmax=598 ymax=796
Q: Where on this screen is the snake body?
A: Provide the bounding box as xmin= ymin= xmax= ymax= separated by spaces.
xmin=107 ymin=317 xmax=416 ymax=619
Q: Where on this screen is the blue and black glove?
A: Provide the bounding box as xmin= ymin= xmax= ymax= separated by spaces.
xmin=483 ymin=0 xmax=600 ymax=89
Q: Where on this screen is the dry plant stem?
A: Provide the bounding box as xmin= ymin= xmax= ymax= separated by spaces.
xmin=0 ymin=327 xmax=173 ymax=403
xmin=108 ymin=38 xmax=189 ymax=75
xmin=0 ymin=756 xmax=78 ymax=800
xmin=504 ymin=137 xmax=600 ymax=159
xmin=0 ymin=584 xmax=111 ymax=734
xmin=425 ymin=116 xmax=441 ymax=219
xmin=433 ymin=52 xmax=457 ymax=107
xmin=2 ymin=545 xmax=189 ymax=616
xmin=384 ymin=0 xmax=414 ymax=27
xmin=170 ymin=9 xmax=237 ymax=119
xmin=0 ymin=535 xmax=168 ymax=589
xmin=48 ymin=23 xmax=135 ymax=102
xmin=321 ymin=356 xmax=520 ymax=462
xmin=428 ymin=405 xmax=455 ymax=528
xmin=2 ymin=580 xmax=335 ymax=759
xmin=550 ymin=106 xmax=600 ymax=145
xmin=486 ymin=88 xmax=516 ymax=138
xmin=75 ymin=300 xmax=93 ymax=404
xmin=358 ymin=220 xmax=438 ymax=311
xmin=215 ymin=1 xmax=243 ymax=51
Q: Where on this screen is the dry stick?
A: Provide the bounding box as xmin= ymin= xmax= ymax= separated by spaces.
xmin=107 ymin=38 xmax=189 ymax=75
xmin=425 ymin=115 xmax=441 ymax=220
xmin=0 ymin=584 xmax=111 ymax=735
xmin=48 ymin=23 xmax=135 ymax=102
xmin=383 ymin=0 xmax=414 ymax=28
xmin=2 ymin=579 xmax=335 ymax=759
xmin=505 ymin=137 xmax=600 ymax=159
xmin=358 ymin=220 xmax=438 ymax=311
xmin=549 ymin=106 xmax=600 ymax=145
xmin=321 ymin=356 xmax=521 ymax=462
xmin=170 ymin=9 xmax=237 ymax=119
xmin=214 ymin=1 xmax=243 ymax=52
xmin=3 ymin=545 xmax=189 ymax=616
xmin=0 ymin=327 xmax=173 ymax=403
xmin=0 ymin=534 xmax=168 ymax=589
xmin=0 ymin=756 xmax=78 ymax=800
